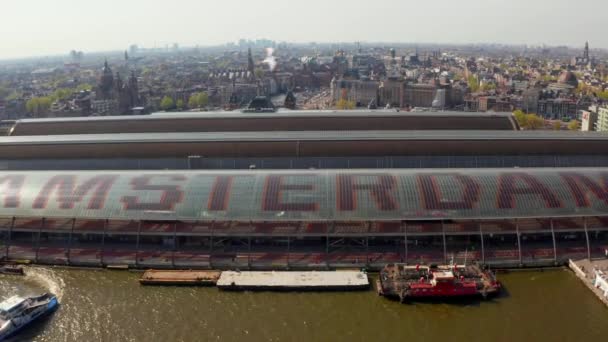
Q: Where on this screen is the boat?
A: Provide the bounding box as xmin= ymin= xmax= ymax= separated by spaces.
xmin=0 ymin=265 xmax=24 ymax=276
xmin=377 ymin=263 xmax=501 ymax=302
xmin=0 ymin=293 xmax=59 ymax=341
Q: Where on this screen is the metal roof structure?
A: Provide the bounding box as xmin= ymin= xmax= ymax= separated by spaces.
xmin=6 ymin=110 xmax=518 ymax=136
xmin=0 ymin=168 xmax=607 ymax=222
xmin=1 ymin=130 xmax=607 ymax=145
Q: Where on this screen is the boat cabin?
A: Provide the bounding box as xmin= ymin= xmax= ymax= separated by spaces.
xmin=0 ymin=296 xmax=27 ymax=319
xmin=431 ymin=271 xmax=455 ymax=286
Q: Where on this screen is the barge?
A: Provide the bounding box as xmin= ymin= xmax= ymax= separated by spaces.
xmin=217 ymin=271 xmax=369 ymax=291
xmin=139 ymin=270 xmax=221 ymax=286
xmin=377 ymin=264 xmax=500 ymax=302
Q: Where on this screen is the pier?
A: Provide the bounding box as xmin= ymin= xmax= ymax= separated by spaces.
xmin=568 ymin=259 xmax=608 ymax=308
xmin=216 ymin=271 xmax=369 ymax=291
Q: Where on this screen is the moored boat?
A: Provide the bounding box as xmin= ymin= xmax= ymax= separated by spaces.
xmin=0 ymin=293 xmax=59 ymax=341
xmin=377 ymin=264 xmax=500 ymax=302
xmin=0 ymin=265 xmax=25 ymax=276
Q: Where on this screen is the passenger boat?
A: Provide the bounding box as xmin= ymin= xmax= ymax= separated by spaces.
xmin=0 ymin=293 xmax=59 ymax=341
xmin=377 ymin=264 xmax=500 ymax=302
xmin=0 ymin=265 xmax=24 ymax=276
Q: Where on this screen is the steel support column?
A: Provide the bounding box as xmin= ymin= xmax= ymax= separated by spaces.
xmin=247 ymin=236 xmax=251 ymax=269
xmin=171 ymin=222 xmax=177 ymax=268
xmin=35 ymin=218 xmax=45 ymax=263
xmin=4 ymin=217 xmax=15 ymax=260
xmin=287 ymin=237 xmax=291 ymax=269
xmin=135 ymin=221 xmax=142 ymax=267
xmin=100 ymin=219 xmax=108 ymax=266
xmin=584 ymin=217 xmax=591 ymax=260
xmin=67 ymin=218 xmax=75 ymax=265
xmin=442 ymin=221 xmax=447 ymax=264
xmin=516 ymin=220 xmax=522 ymax=265
xmin=479 ymin=222 xmax=485 ymax=264
xmin=550 ymin=219 xmax=557 ymax=263
xmin=403 ymin=222 xmax=408 ymax=264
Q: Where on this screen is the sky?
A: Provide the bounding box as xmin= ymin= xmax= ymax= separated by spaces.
xmin=0 ymin=0 xmax=605 ymax=59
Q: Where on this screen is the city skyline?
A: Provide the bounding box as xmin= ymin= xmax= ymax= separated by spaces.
xmin=1 ymin=0 xmax=606 ymax=59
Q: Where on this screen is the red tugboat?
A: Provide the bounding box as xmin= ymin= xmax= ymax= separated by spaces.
xmin=377 ymin=264 xmax=500 ymax=302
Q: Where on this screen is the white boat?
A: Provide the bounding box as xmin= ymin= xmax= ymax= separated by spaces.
xmin=0 ymin=293 xmax=58 ymax=341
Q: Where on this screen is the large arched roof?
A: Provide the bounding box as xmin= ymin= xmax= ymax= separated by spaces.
xmin=0 ymin=168 xmax=606 ymax=222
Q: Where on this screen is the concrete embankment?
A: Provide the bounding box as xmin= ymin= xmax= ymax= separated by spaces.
xmin=568 ymin=259 xmax=608 ymax=308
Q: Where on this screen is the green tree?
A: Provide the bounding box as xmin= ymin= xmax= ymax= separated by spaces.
xmin=26 ymin=97 xmax=53 ymax=117
xmin=468 ymin=75 xmax=480 ymax=92
xmin=254 ymin=67 xmax=265 ymax=79
xmin=525 ymin=114 xmax=544 ymax=130
xmin=76 ymin=83 xmax=93 ymax=91
xmin=188 ymin=92 xmax=209 ymax=109
xmin=0 ymin=86 xmax=10 ymax=100
xmin=176 ymin=99 xmax=185 ymax=110
xmin=568 ymin=120 xmax=581 ymax=131
xmin=188 ymin=94 xmax=198 ymax=109
xmin=513 ymin=110 xmax=527 ymax=128
xmin=160 ymin=96 xmax=175 ymax=111
xmin=336 ymin=99 xmax=355 ymax=110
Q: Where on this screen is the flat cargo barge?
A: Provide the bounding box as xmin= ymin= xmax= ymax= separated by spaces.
xmin=217 ymin=271 xmax=369 ymax=291
xmin=139 ymin=270 xmax=221 ymax=286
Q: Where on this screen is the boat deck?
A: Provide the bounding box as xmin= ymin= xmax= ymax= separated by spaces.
xmin=216 ymin=271 xmax=369 ymax=291
xmin=139 ymin=270 xmax=221 ymax=286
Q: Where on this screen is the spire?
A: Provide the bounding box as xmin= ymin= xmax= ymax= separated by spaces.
xmin=247 ymin=47 xmax=255 ymax=75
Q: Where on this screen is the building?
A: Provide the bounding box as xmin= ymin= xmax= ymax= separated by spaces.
xmin=597 ymin=106 xmax=608 ymax=132
xmin=331 ymin=78 xmax=379 ymax=107
xmin=401 ymin=83 xmax=436 ymax=108
xmin=94 ymin=62 xmax=141 ymax=115
xmin=0 ymin=168 xmax=607 ymax=268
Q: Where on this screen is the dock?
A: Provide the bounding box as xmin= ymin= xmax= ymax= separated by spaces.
xmin=216 ymin=271 xmax=369 ymax=291
xmin=569 ymin=259 xmax=608 ymax=308
xmin=139 ymin=270 xmax=221 ymax=286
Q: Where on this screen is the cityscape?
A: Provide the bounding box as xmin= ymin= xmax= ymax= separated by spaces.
xmin=1 ymin=0 xmax=608 ymax=341
xmin=0 ymin=40 xmax=607 ymax=131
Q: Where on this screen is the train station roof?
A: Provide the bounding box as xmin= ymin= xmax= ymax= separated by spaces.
xmin=0 ymin=168 xmax=606 ymax=223
xmin=6 ymin=110 xmax=518 ymax=135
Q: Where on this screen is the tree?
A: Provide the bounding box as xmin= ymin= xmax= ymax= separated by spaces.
xmin=513 ymin=110 xmax=527 ymax=128
xmin=176 ymin=99 xmax=185 ymax=110
xmin=552 ymin=121 xmax=562 ymax=131
xmin=160 ymin=96 xmax=175 ymax=111
xmin=525 ymin=114 xmax=544 ymax=130
xmin=336 ymin=99 xmax=355 ymax=110
xmin=467 ymin=75 xmax=480 ymax=92
xmin=26 ymin=97 xmax=53 ymax=117
xmin=188 ymin=92 xmax=209 ymax=109
xmin=568 ymin=120 xmax=581 ymax=131
xmin=188 ymin=94 xmax=198 ymax=109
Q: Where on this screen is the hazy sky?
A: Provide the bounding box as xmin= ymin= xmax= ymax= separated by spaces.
xmin=1 ymin=0 xmax=604 ymax=59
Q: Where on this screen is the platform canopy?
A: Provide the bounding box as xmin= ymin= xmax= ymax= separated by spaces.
xmin=0 ymin=168 xmax=607 ymax=222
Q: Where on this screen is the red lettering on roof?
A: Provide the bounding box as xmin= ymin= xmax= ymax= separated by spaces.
xmin=208 ymin=176 xmax=234 ymax=211
xmin=337 ymin=174 xmax=397 ymax=211
xmin=121 ymin=175 xmax=186 ymax=211
xmin=0 ymin=175 xmax=25 ymax=208
xmin=418 ymin=174 xmax=480 ymax=210
xmin=262 ymin=175 xmax=318 ymax=211
xmin=497 ymin=173 xmax=562 ymax=209
xmin=560 ymin=172 xmax=608 ymax=207
xmin=33 ymin=175 xmax=118 ymax=210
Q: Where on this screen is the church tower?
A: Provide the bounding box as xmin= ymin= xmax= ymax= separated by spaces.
xmin=584 ymin=41 xmax=590 ymax=60
xmin=247 ymin=47 xmax=255 ymax=77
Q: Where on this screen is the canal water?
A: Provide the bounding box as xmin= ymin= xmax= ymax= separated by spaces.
xmin=1 ymin=267 xmax=607 ymax=342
